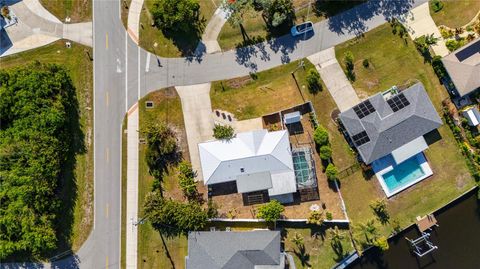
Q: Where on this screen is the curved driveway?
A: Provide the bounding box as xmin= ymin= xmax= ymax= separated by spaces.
xmin=0 ymin=0 xmax=427 ymax=268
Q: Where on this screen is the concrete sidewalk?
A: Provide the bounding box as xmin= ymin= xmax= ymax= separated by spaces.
xmin=399 ymin=2 xmax=449 ymax=57
xmin=198 ymin=7 xmax=229 ymax=54
xmin=126 ymin=104 xmax=139 ymax=269
xmin=127 ymin=0 xmax=144 ymax=43
xmin=176 ymin=84 xmax=214 ymax=180
xmin=308 ymin=48 xmax=360 ymax=112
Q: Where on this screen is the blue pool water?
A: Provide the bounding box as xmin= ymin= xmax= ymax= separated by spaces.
xmin=382 ymin=157 xmax=425 ymax=192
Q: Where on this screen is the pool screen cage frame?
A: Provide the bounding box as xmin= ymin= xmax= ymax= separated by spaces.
xmin=292 ymin=147 xmax=317 ymax=189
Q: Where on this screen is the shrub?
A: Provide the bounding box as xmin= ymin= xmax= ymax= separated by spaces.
xmin=373 ymin=236 xmax=389 ymax=251
xmin=326 ymin=211 xmax=333 ymax=220
xmin=319 ymin=145 xmax=332 ymax=161
xmin=306 ymin=68 xmax=322 ymax=94
xmin=257 ymin=200 xmax=284 ymax=222
xmin=313 ymin=125 xmax=329 ymax=146
xmin=432 ymin=56 xmax=447 ymax=79
xmin=344 ymin=51 xmax=354 ymax=70
xmin=431 ymin=0 xmax=444 ymax=12
xmin=178 ymin=161 xmax=197 ymax=199
xmin=213 ymin=124 xmax=235 ymax=140
xmin=440 ymin=27 xmax=454 ymax=39
xmin=391 ymin=219 xmax=402 ymax=234
xmin=446 ymin=39 xmax=465 ymax=51
xmin=362 ymin=58 xmax=369 ymax=68
xmin=325 ymin=163 xmax=338 ymax=182
xmin=307 ymin=210 xmax=324 ymax=226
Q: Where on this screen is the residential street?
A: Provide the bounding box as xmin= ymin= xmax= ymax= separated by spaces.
xmin=0 ymin=0 xmax=429 ymax=268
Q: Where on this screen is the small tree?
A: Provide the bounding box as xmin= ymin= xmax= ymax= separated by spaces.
xmin=151 ymin=0 xmax=202 ymax=33
xmin=325 ymin=163 xmax=338 ymax=182
xmin=178 ymin=161 xmax=197 ymax=199
xmin=344 ymin=51 xmax=355 ymax=81
xmin=370 ymin=199 xmax=390 ymax=224
xmin=362 ymin=58 xmax=369 ymax=68
xmin=257 ymin=0 xmax=295 ymax=28
xmin=307 ymin=210 xmax=324 ymax=226
xmin=313 ymin=125 xmax=329 ymax=146
xmin=290 ymin=232 xmax=304 ymax=247
xmin=430 ymin=0 xmax=444 ymax=12
xmin=306 ymin=68 xmax=322 ymax=94
xmin=213 ymin=124 xmax=235 ymax=140
xmin=257 ymin=200 xmax=284 ymax=223
xmin=319 ymin=145 xmax=332 ymax=161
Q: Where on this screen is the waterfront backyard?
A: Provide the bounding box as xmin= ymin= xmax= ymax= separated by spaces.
xmin=333 ymin=23 xmax=476 ymax=237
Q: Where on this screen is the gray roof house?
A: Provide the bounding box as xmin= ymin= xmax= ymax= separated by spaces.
xmin=442 ymin=38 xmax=480 ymax=97
xmin=339 ymin=83 xmax=443 ymax=164
xmin=185 ymin=231 xmax=286 ymax=269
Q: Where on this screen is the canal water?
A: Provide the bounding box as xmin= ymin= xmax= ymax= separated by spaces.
xmin=348 ymin=189 xmax=480 ymax=269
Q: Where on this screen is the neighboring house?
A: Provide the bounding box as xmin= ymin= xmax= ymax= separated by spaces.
xmin=462 ymin=107 xmax=480 ymax=127
xmin=185 ymin=231 xmax=287 ymax=269
xmin=339 ymin=83 xmax=443 ymax=197
xmin=198 ymin=129 xmax=297 ymax=202
xmin=441 ymin=38 xmax=480 ymax=97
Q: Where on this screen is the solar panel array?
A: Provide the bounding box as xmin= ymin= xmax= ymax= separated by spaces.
xmin=353 ymin=100 xmax=376 ymax=119
xmin=387 ymin=93 xmax=410 ymax=112
xmin=352 ymin=131 xmax=370 ymax=146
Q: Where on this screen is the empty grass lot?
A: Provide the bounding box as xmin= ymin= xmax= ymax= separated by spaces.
xmin=430 ymin=0 xmax=480 ymax=28
xmin=137 ymin=88 xmax=189 ymax=269
xmin=40 ymin=0 xmax=92 ymax=22
xmin=0 ymin=41 xmax=94 ymax=253
xmin=218 ymin=0 xmax=364 ymax=50
xmin=139 ymin=0 xmax=220 ymax=57
xmin=334 ymin=23 xmax=476 ymax=234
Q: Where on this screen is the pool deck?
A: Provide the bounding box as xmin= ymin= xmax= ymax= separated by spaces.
xmin=373 ymin=153 xmax=433 ymax=198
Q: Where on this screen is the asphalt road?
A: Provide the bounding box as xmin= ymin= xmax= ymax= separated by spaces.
xmin=0 ymin=1 xmax=427 ymax=268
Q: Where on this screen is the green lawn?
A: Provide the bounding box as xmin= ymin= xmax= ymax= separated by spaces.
xmin=218 ymin=0 xmax=364 ymax=50
xmin=211 ymin=60 xmax=315 ymax=120
xmin=334 ymin=23 xmax=476 ymax=235
xmin=40 ymin=0 xmax=92 ymax=22
xmin=137 ymin=88 xmax=190 ymax=269
xmin=121 ymin=0 xmax=133 ymax=29
xmin=139 ymin=0 xmax=220 ymax=57
xmin=430 ymin=0 xmax=480 ymax=28
xmin=0 ymin=41 xmax=94 ymax=253
xmin=283 ymin=226 xmax=354 ymax=269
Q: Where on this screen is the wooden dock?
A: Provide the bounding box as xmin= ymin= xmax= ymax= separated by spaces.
xmin=416 ymin=214 xmax=439 ymax=232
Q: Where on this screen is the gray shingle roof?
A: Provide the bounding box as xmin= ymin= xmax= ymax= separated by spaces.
xmin=339 ymin=83 xmax=443 ymax=164
xmin=186 ymin=231 xmax=282 ymax=269
xmin=442 ymin=38 xmax=480 ymax=97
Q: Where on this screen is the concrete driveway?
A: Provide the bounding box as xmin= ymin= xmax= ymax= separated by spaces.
xmin=176 ymin=83 xmax=214 ymax=180
xmin=399 ymin=2 xmax=449 ymax=57
xmin=308 ymin=48 xmax=361 ymax=112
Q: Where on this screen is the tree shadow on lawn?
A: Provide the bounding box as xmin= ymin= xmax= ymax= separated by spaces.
xmin=54 ymin=77 xmax=86 ymax=257
xmin=327 ymin=0 xmax=415 ymax=36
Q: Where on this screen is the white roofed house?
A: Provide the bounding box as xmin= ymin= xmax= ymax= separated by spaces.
xmin=198 ymin=129 xmax=298 ymax=204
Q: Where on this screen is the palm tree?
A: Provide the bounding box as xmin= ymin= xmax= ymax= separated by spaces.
xmin=329 ymin=226 xmax=345 ymax=242
xmin=356 ymin=219 xmax=378 ymax=244
xmin=290 ymin=232 xmax=304 ymax=248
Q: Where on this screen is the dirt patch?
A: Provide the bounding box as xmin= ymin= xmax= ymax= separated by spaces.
xmin=225 ymin=76 xmax=253 ymax=89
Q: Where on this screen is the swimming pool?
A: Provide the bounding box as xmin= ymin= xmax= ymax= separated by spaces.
xmin=383 ymin=157 xmax=425 ymax=192
xmin=373 ymin=153 xmax=433 ymax=197
xmin=292 ymin=148 xmax=317 ymax=188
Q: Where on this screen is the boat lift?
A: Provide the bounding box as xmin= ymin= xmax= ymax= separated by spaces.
xmin=406 ymin=232 xmax=438 ymax=257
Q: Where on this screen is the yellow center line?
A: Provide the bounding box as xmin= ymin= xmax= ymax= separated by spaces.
xmin=106 ymin=256 xmax=109 ymax=269
xmin=105 ymin=91 xmax=110 ymax=107
xmin=105 ymin=203 xmax=109 ymax=219
xmin=106 ymin=33 xmax=109 ymax=49
xmin=105 ymin=147 xmax=110 ymax=163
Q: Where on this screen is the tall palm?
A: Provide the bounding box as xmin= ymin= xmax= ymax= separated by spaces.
xmin=356 ymin=220 xmax=378 ymax=243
